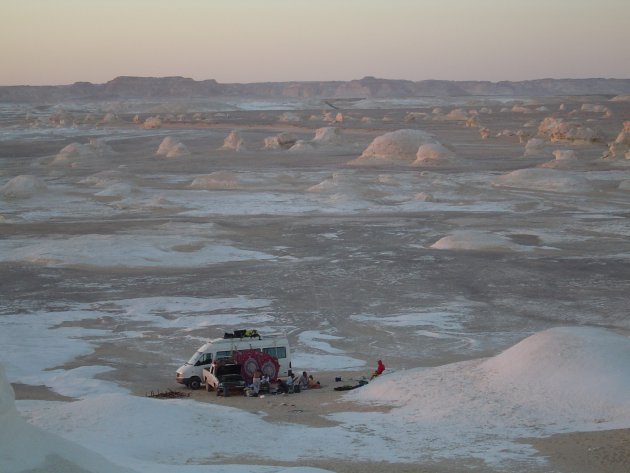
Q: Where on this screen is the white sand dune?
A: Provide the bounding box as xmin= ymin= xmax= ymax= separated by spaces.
xmin=0 ymin=365 xmax=138 ymax=473
xmin=342 ymin=327 xmax=630 ymax=465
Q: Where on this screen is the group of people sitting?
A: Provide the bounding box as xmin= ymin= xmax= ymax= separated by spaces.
xmin=247 ymin=360 xmax=385 ymax=397
xmin=249 ymin=370 xmax=321 ymax=396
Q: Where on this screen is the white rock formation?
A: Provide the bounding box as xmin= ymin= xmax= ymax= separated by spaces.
xmin=412 ymin=143 xmax=456 ymax=166
xmin=221 ymin=130 xmax=246 ymax=151
xmin=602 ymin=121 xmax=630 ymax=160
xmin=0 ymin=364 xmax=137 ymax=473
xmin=430 ymin=230 xmax=520 ymax=251
xmin=312 ymin=126 xmax=342 ymax=145
xmin=51 ymin=142 xmax=96 ymax=165
xmin=539 ymin=150 xmax=583 ymax=169
xmin=156 ymin=136 xmax=190 ymax=158
xmin=79 ymin=170 xmax=126 ymax=188
xmin=1 ymin=175 xmax=47 ymax=199
xmin=349 ymin=129 xmax=436 ymax=166
xmin=263 ymin=132 xmax=297 ymax=150
xmin=190 ymin=171 xmax=243 ymax=190
xmin=493 ymin=168 xmax=594 ymax=193
xmin=538 ymin=117 xmax=604 ymax=143
xmin=156 ymin=136 xmax=179 ymax=156
xmin=288 ymin=140 xmax=316 ymax=153
xmin=143 ymin=116 xmax=162 ymax=129
xmin=524 ymin=138 xmax=546 ymax=156
xmin=164 ymin=142 xmax=190 ymax=158
xmin=278 ymin=111 xmax=301 ymax=123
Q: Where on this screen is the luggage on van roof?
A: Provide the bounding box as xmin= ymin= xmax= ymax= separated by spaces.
xmin=224 ymin=329 xmax=261 ymax=339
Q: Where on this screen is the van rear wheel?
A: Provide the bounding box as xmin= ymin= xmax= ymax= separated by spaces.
xmin=189 ymin=377 xmax=201 ymax=390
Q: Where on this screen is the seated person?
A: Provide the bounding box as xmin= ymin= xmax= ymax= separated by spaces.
xmin=251 ymin=369 xmax=262 ymax=395
xmin=370 ymin=360 xmax=385 ymax=379
xmin=298 ymin=371 xmax=309 ymax=390
xmin=307 ymin=375 xmax=321 ymax=389
xmin=277 ymin=372 xmax=295 ymax=393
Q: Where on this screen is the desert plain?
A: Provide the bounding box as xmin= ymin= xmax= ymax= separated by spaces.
xmin=1 ymin=79 xmax=630 ymax=473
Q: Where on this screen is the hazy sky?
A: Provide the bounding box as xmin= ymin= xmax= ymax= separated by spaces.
xmin=2 ymin=0 xmax=629 ymax=85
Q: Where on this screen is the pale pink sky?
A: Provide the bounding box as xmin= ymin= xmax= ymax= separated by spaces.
xmin=1 ymin=0 xmax=629 ymax=86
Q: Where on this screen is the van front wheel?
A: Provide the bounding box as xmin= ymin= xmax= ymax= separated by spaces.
xmin=189 ymin=377 xmax=201 ymax=390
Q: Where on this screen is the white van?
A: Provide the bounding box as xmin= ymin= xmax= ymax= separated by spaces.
xmin=175 ymin=330 xmax=291 ymax=390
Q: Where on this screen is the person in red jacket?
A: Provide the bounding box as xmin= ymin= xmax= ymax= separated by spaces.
xmin=371 ymin=360 xmax=385 ymax=379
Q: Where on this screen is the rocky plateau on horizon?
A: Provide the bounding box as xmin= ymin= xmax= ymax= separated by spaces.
xmin=2 ymin=76 xmax=630 ymax=103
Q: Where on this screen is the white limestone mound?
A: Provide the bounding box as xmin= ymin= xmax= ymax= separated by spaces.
xmin=312 ymin=126 xmax=342 ymax=145
xmin=79 ymin=170 xmax=126 ymax=187
xmin=263 ymin=132 xmax=297 ymax=150
xmin=602 ymin=121 xmax=630 ymax=160
xmin=480 ymin=327 xmax=630 ymax=409
xmin=404 ymin=112 xmax=429 ymax=122
xmin=524 ymin=137 xmax=546 ymax=156
xmin=156 ymin=136 xmax=190 ymax=158
xmin=493 ymin=168 xmax=595 ymax=193
xmin=538 ymin=117 xmax=604 ymax=143
xmin=88 ymin=138 xmax=116 ymax=156
xmin=1 ymin=175 xmax=47 ymax=199
xmin=618 ymin=180 xmax=630 ymax=191
xmin=165 ymin=142 xmax=190 ymax=158
xmin=414 ymin=192 xmax=434 ymax=202
xmin=412 ymin=143 xmax=456 ymax=166
xmin=430 ymin=230 xmax=520 ymax=251
xmin=190 ymin=171 xmax=244 ymax=190
xmin=307 ymin=172 xmax=356 ymax=193
xmin=465 ymin=116 xmax=480 ymax=128
xmin=511 ymin=105 xmax=530 ymax=114
xmin=51 ymin=139 xmax=114 ymax=166
xmin=156 ymin=136 xmax=179 ymax=156
xmin=349 ymin=129 xmax=436 ymax=166
xmin=100 ymin=112 xmax=119 ymax=124
xmin=347 ymin=326 xmax=630 ymax=453
xmin=278 ymin=111 xmax=301 ymax=123
xmin=51 ymin=142 xmax=96 ymax=165
xmin=143 ymin=116 xmax=162 ymax=129
xmin=446 ymin=109 xmax=468 ymax=120
xmin=539 ymin=150 xmax=585 ymax=169
xmin=288 ymin=140 xmax=316 ymax=153
xmin=0 ymin=364 xmax=137 ymax=473
xmin=220 ymin=130 xmax=246 ymax=151
xmin=94 ymin=183 xmax=136 ymax=199
xmin=323 ymin=111 xmax=336 ymax=122
xmin=581 ymin=104 xmax=610 ymax=114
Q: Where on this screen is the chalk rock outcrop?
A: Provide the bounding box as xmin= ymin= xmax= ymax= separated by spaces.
xmin=1 ymin=175 xmax=47 ymax=199
xmin=221 ymin=130 xmax=246 ymax=151
xmin=602 ymin=121 xmax=630 ymax=160
xmin=349 ymin=129 xmax=436 ymax=166
xmin=537 ymin=117 xmax=604 ymax=143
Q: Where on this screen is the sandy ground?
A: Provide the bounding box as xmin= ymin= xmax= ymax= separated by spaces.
xmin=4 ymin=95 xmax=630 ymax=472
xmin=13 ymin=373 xmax=630 ymax=473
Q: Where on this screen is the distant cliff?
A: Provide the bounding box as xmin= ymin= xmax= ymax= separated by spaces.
xmin=1 ymin=76 xmax=629 ymax=103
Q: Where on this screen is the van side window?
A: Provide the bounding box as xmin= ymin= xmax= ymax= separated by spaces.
xmin=216 ymin=351 xmax=232 ymax=360
xmin=195 ymin=353 xmax=213 ymax=366
xmin=263 ymin=347 xmax=287 ymax=359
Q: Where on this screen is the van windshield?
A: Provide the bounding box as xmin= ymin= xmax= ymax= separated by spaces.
xmin=187 ymin=351 xmax=202 ymax=365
